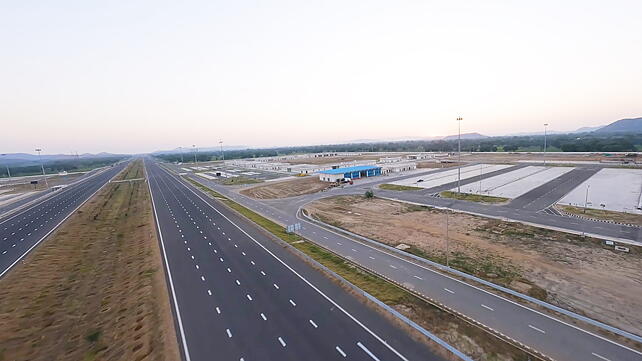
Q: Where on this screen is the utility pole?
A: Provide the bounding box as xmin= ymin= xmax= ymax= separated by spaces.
xmin=456 ymin=117 xmax=463 ymax=193
xmin=179 ymin=146 xmax=184 ymax=163
xmin=543 ymin=123 xmax=549 ymax=166
xmin=584 ymin=185 xmax=590 ymax=213
xmin=35 ymin=148 xmax=49 ymax=188
xmin=445 ymin=211 xmax=450 ymax=268
xmin=192 ymin=145 xmax=198 ymax=164
xmin=219 ymin=141 xmax=224 ymax=162
xmin=1 ymin=154 xmax=11 ymax=180
xmin=479 ymin=163 xmax=483 ymax=193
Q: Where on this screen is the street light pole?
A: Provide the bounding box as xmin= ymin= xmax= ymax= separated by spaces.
xmin=1 ymin=154 xmax=11 ymax=180
xmin=445 ymin=211 xmax=450 ymax=268
xmin=35 ymin=148 xmax=49 ymax=188
xmin=179 ymin=146 xmax=184 ymax=163
xmin=543 ymin=123 xmax=549 ymax=166
xmin=219 ymin=141 xmax=224 ymax=162
xmin=192 ymin=145 xmax=198 ymax=164
xmin=584 ymin=185 xmax=590 ymax=213
xmin=456 ymin=117 xmax=463 ymax=193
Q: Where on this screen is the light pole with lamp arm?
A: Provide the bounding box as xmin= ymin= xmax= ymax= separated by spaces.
xmin=456 ymin=117 xmax=463 ymax=193
xmin=543 ymin=123 xmax=549 ymax=166
xmin=35 ymin=148 xmax=49 ymax=188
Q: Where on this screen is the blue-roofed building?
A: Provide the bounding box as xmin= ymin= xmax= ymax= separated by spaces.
xmin=318 ymin=165 xmax=382 ymax=182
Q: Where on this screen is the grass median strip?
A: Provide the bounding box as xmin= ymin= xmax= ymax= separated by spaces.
xmin=186 ymin=177 xmax=538 ymax=361
xmin=440 ymin=191 xmax=508 ymax=204
xmin=379 ymin=184 xmax=423 ymax=191
xmin=0 ymin=160 xmax=179 ymax=361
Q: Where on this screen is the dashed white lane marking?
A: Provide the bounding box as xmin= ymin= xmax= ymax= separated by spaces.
xmin=481 ymin=304 xmax=494 ymax=311
xmin=201 ymin=276 xmax=205 ymax=281
xmin=278 ymin=337 xmax=286 ymax=347
xmin=289 ymin=299 xmax=296 ymax=307
xmin=226 ymin=329 xmax=232 ymax=338
xmin=309 ymin=319 xmax=318 ymax=328
xmin=337 ymin=242 xmax=342 ymax=246
xmin=591 ymin=352 xmax=612 ymax=361
xmin=389 ymin=265 xmax=398 ymax=269
xmin=227 ymin=268 xmax=231 ymax=273
xmin=216 ymin=307 xmax=221 ymax=314
xmin=250 ymin=261 xmax=255 ymax=265
xmin=368 ymin=256 xmax=375 ymax=260
xmin=260 ymin=313 xmax=267 ymax=321
xmin=444 ymin=288 xmax=455 ymax=294
xmin=336 ymin=346 xmax=347 ymax=357
xmin=236 ymin=280 xmax=241 ymax=285
xmin=413 ymin=275 xmax=423 ymax=280
xmin=273 ymin=283 xmax=279 ymax=289
xmin=351 ymin=249 xmax=357 ymax=252
xmin=528 ymin=324 xmax=546 ymax=334
xmin=207 ymin=290 xmax=212 ymax=296
xmin=246 ymin=294 xmax=253 ymax=301
xmin=260 ymin=271 xmax=266 ymax=276
xmin=357 ymin=342 xmax=380 ymax=361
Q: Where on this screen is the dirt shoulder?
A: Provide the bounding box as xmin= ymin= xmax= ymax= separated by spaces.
xmin=240 ymin=176 xmax=331 ymax=199
xmin=0 ymin=160 xmax=179 ymax=361
xmin=304 ymin=195 xmax=642 ymax=337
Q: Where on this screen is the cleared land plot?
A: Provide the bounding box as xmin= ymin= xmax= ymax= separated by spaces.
xmin=0 ymin=160 xmax=179 ymax=361
xmin=240 ymin=176 xmax=330 ymax=199
xmin=456 ymin=166 xmax=574 ymax=198
xmin=305 ymin=196 xmax=642 ymax=337
xmin=558 ymin=168 xmax=642 ymax=214
xmin=391 ymin=164 xmax=511 ymax=189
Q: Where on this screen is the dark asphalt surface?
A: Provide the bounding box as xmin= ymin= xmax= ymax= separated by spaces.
xmin=184 ymin=165 xmax=642 ymax=361
xmin=146 ymin=160 xmax=442 ymax=361
xmin=0 ymin=163 xmax=128 ymax=278
xmin=507 ymin=167 xmax=601 ymax=210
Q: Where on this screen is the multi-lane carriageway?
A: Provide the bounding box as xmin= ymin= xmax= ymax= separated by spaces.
xmin=145 ymin=159 xmax=444 ymax=361
xmin=0 ymin=162 xmax=129 ymax=278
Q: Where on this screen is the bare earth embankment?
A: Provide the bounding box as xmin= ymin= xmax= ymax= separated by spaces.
xmin=240 ymin=176 xmax=330 ymax=199
xmin=305 ymin=196 xmax=642 ymax=336
xmin=0 ymin=160 xmax=179 ymax=361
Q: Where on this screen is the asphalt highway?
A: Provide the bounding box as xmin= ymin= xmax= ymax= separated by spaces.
xmin=0 ymin=162 xmax=128 ymax=278
xmin=184 ymin=167 xmax=642 ymax=361
xmin=146 ymin=160 xmax=442 ymax=361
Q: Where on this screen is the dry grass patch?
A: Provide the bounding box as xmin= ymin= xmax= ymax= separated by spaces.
xmin=557 ymin=205 xmax=642 ymax=226
xmin=304 ymin=195 xmax=642 ymax=337
xmin=240 ymin=176 xmax=330 ymax=199
xmin=0 ymin=160 xmax=179 ymax=361
xmin=440 ymin=191 xmax=508 ymax=204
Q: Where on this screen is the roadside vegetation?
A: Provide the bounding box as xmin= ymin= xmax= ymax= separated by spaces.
xmin=219 ymin=176 xmax=263 ymax=186
xmin=440 ymin=191 xmax=508 ymax=204
xmin=379 ymin=184 xmax=422 ymax=191
xmin=556 ymin=204 xmax=642 ymax=226
xmin=0 ymin=160 xmax=179 ymax=361
xmin=304 ymin=195 xmax=642 ymax=342
xmin=186 ymin=178 xmax=539 ymax=361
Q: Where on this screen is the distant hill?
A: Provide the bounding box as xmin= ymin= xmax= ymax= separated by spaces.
xmin=442 ymin=132 xmax=488 ymax=141
xmin=594 ymin=117 xmax=642 ymax=134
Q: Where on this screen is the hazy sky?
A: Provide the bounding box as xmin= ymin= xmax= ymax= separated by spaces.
xmin=2 ymin=0 xmax=642 ymax=154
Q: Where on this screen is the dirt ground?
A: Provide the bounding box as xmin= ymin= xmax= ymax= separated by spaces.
xmin=0 ymin=173 xmax=83 ymax=194
xmin=240 ymin=176 xmax=331 ymax=199
xmin=0 ymin=160 xmax=179 ymax=361
xmin=417 ymin=161 xmax=463 ymax=169
xmin=305 ymin=196 xmax=642 ymax=336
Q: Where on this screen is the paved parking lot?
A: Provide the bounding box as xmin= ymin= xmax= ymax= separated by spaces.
xmin=558 ymin=168 xmax=642 ymax=213
xmin=391 ymin=164 xmax=511 ymax=189
xmin=458 ymin=166 xmax=574 ymax=198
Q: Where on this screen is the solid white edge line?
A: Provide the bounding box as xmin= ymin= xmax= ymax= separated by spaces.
xmin=161 ymin=164 xmax=410 ymax=361
xmin=297 ymin=207 xmax=642 ymax=357
xmin=145 ymin=160 xmax=192 ymax=361
xmin=0 ymin=163 xmax=126 ymax=279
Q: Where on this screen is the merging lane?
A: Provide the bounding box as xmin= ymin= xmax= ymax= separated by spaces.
xmin=0 ymin=162 xmax=129 ymax=277
xmin=146 ymin=160 xmax=442 ymax=361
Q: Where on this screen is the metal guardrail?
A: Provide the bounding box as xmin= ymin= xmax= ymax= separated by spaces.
xmin=300 ymin=209 xmax=642 ymax=345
